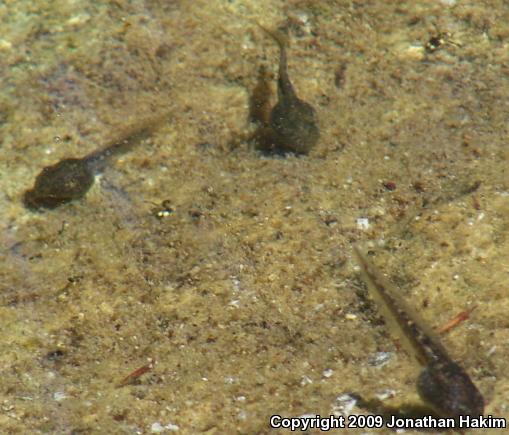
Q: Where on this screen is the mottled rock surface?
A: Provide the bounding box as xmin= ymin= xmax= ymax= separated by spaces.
xmin=1 ymin=0 xmax=508 ymax=433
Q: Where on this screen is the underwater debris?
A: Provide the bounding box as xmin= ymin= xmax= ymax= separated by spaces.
xmin=437 ymin=305 xmax=477 ymax=335
xmin=118 ymin=359 xmax=155 ymax=387
xmin=149 ymin=199 xmax=175 ymax=220
xmin=424 ymin=32 xmax=461 ymax=53
xmin=23 ymin=113 xmax=169 ymax=210
xmin=353 ymin=247 xmax=484 ymax=419
xmin=253 ymin=25 xmax=319 ymax=155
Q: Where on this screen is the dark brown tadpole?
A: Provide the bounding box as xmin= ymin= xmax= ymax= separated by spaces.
xmin=23 ymin=158 xmax=95 ymax=210
xmin=353 ymin=247 xmax=485 ymax=420
xmin=23 ymin=114 xmax=169 ymax=210
xmin=256 ymin=26 xmax=319 ymax=155
xmin=417 ymin=360 xmax=484 ymax=419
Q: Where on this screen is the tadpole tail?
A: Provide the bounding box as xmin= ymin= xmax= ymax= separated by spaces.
xmin=85 ymin=112 xmax=170 ymax=172
xmin=255 ymin=23 xmax=295 ymax=99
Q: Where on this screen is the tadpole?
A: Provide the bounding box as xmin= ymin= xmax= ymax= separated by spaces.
xmin=23 ymin=114 xmax=168 ymax=210
xmin=253 ymin=25 xmax=319 ymax=155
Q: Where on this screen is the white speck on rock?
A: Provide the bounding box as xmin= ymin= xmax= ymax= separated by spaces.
xmin=367 ymin=351 xmax=393 ymax=367
xmin=332 ymin=393 xmax=358 ymax=417
xmin=151 ymin=422 xmax=180 ymax=433
xmin=53 ymin=391 xmax=67 ymax=402
xmin=224 ymin=376 xmax=237 ymax=384
xmin=356 ymin=218 xmax=370 ymax=230
xmin=376 ymin=389 xmax=397 ymax=401
xmin=228 ymin=299 xmax=240 ymax=308
xmin=151 ymin=423 xmax=164 ymax=433
xmin=300 ymin=375 xmax=313 ymax=386
xmin=322 ymin=369 xmax=334 ymax=378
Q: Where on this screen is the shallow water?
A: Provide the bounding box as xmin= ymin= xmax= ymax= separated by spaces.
xmin=1 ymin=0 xmax=508 ymax=433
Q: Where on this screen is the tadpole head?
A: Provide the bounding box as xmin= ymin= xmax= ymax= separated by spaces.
xmin=270 ymin=99 xmax=319 ymax=155
xmin=417 ymin=361 xmax=484 ymax=418
xmin=23 ymin=158 xmax=94 ymax=210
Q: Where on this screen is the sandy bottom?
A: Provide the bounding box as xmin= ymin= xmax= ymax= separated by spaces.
xmin=1 ymin=0 xmax=508 ymax=433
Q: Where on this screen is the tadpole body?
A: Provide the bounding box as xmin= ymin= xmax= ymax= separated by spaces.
xmin=23 ymin=114 xmax=168 ymax=210
xmin=23 ymin=158 xmax=94 ymax=210
xmin=255 ymin=26 xmax=319 ymax=155
xmin=354 ymin=247 xmax=485 ymax=419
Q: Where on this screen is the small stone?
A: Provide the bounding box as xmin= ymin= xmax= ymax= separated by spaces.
xmin=356 ymin=218 xmax=370 ymax=230
xmin=367 ymin=351 xmax=393 ymax=367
